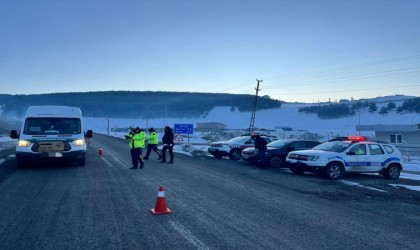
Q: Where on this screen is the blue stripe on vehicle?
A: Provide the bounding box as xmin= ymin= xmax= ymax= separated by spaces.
xmin=382 ymin=157 xmax=401 ymax=166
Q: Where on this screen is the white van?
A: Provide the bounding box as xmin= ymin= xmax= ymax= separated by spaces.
xmin=10 ymin=106 xmax=93 ymax=167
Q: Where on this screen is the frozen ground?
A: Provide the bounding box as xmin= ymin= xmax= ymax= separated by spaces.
xmin=1 ymin=132 xmax=419 ymax=192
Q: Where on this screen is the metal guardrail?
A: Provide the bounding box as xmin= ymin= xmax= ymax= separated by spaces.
xmin=396 ymin=145 xmax=420 ymax=162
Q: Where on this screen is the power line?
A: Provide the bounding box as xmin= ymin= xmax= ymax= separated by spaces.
xmin=209 ymin=54 xmax=420 ymax=94
xmin=264 ymin=67 xmax=420 ymax=90
xmin=274 ymin=83 xmax=420 ymax=96
xmin=261 ymin=54 xmax=420 ymax=81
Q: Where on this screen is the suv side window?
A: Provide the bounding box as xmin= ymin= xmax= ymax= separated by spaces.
xmin=291 ymin=141 xmax=306 ymax=149
xmin=245 ymin=139 xmax=254 ymax=144
xmin=369 ymin=144 xmax=384 ymax=155
xmin=349 ymin=144 xmax=366 ymax=155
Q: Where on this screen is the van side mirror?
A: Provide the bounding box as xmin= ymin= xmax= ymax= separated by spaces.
xmin=85 ymin=130 xmax=93 ymax=139
xmin=10 ymin=130 xmax=19 ymax=139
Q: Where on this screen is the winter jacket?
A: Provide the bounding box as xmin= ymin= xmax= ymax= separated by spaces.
xmin=254 ymin=136 xmax=268 ymax=151
xmin=127 ymin=128 xmax=146 ymax=149
xmin=162 ymin=127 xmax=174 ymax=146
xmin=147 ymin=131 xmax=159 ymax=145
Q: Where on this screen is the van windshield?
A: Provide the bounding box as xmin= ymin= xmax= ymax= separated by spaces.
xmin=23 ymin=118 xmax=81 ymax=135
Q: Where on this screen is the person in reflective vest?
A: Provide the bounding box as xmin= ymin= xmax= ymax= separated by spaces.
xmin=125 ymin=127 xmax=146 ymax=169
xmin=159 ymin=126 xmax=175 ymax=164
xmin=143 ymin=127 xmax=162 ymax=160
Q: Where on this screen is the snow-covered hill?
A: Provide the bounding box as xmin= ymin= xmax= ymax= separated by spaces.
xmin=1 ymin=95 xmax=418 ymax=141
xmin=84 ymin=98 xmax=420 ymax=141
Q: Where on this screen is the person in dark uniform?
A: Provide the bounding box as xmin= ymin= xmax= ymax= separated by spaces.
xmin=159 ymin=126 xmax=174 ymax=164
xmin=252 ymin=134 xmax=268 ymax=169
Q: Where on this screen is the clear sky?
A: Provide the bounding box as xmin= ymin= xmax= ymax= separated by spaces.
xmin=1 ymin=0 xmax=420 ymax=103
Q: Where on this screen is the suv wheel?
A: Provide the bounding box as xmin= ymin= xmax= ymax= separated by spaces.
xmin=229 ymin=149 xmax=242 ymax=160
xmin=269 ymin=156 xmax=284 ymax=168
xmin=325 ymin=162 xmax=344 ymax=180
xmin=384 ymin=164 xmax=401 ymax=180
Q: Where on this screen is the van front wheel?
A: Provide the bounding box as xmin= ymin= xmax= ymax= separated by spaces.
xmin=77 ymin=158 xmax=86 ymax=166
xmin=16 ymin=158 xmax=26 ymax=168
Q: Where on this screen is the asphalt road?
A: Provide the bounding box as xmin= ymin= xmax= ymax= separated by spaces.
xmin=0 ymin=134 xmax=419 ymax=250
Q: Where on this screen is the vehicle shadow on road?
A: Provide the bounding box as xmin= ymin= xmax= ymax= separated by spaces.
xmin=16 ymin=160 xmax=83 ymax=170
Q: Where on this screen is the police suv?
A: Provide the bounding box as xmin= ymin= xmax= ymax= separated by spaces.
xmin=208 ymin=134 xmax=277 ymax=160
xmin=286 ymin=136 xmax=403 ymax=180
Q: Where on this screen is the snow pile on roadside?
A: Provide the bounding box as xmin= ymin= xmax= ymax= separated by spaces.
xmin=0 ymin=136 xmax=15 ymax=151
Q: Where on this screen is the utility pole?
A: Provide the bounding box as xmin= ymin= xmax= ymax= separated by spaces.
xmin=107 ymin=116 xmax=110 ymax=135
xmin=249 ymin=79 xmax=262 ymax=134
xmin=163 ymin=104 xmax=168 ymax=127
xmin=145 ymin=105 xmax=149 ymax=129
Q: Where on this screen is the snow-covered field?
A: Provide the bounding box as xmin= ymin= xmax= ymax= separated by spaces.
xmin=84 ymin=100 xmax=420 ymax=141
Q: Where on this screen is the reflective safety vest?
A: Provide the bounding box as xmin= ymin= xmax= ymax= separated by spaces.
xmin=147 ymin=131 xmax=159 ymax=145
xmin=128 ymin=130 xmax=146 ymax=149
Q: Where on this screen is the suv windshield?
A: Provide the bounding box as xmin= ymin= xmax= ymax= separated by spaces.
xmin=313 ymin=140 xmax=352 ymax=153
xmin=267 ymin=140 xmax=288 ymax=148
xmin=228 ymin=136 xmax=250 ymax=143
xmin=24 ymin=118 xmax=81 ymax=135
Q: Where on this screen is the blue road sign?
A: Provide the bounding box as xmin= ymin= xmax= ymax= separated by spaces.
xmin=174 ymin=124 xmax=193 ymax=134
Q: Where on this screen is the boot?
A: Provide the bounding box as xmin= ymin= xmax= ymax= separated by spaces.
xmin=159 ymin=159 xmax=166 ymax=163
xmin=168 ymin=159 xmax=173 ymax=164
xmin=158 ymin=154 xmax=162 ymax=160
xmin=143 ymin=157 xmax=149 ymax=160
xmin=140 ymin=161 xmax=145 ymax=169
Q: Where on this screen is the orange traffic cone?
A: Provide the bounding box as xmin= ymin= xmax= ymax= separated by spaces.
xmin=98 ymin=147 xmax=103 ymax=156
xmin=151 ymin=186 xmax=172 ymax=215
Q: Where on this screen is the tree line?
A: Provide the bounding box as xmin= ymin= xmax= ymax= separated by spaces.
xmin=298 ymin=97 xmax=420 ymax=119
xmin=0 ymin=91 xmax=282 ymax=118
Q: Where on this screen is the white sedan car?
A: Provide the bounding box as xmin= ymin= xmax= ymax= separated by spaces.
xmin=286 ymin=136 xmax=403 ymax=180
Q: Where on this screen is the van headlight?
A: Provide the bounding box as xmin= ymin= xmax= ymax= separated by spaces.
xmin=18 ymin=140 xmax=31 ymax=147
xmin=72 ymin=139 xmax=85 ymax=146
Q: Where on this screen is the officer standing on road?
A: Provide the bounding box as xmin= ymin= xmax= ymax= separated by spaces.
xmin=159 ymin=126 xmax=175 ymax=164
xmin=252 ymin=134 xmax=268 ymax=169
xmin=125 ymin=127 xmax=146 ymax=169
xmin=143 ymin=127 xmax=162 ymax=160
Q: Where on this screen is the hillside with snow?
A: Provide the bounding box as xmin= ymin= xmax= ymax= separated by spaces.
xmin=83 ymin=96 xmax=420 ymax=141
xmin=1 ymin=95 xmax=419 ymax=141
xmin=1 ymin=95 xmax=420 ymax=174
